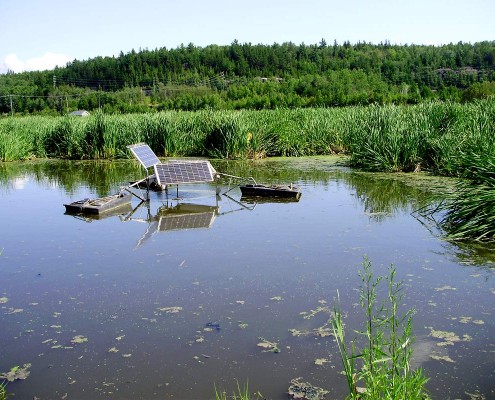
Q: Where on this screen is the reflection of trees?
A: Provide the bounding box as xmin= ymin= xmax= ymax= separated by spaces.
xmin=343 ymin=172 xmax=440 ymax=221
xmin=0 ymin=160 xmax=142 ymax=197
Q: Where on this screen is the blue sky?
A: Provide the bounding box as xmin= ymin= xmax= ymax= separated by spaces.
xmin=1 ymin=0 xmax=494 ymax=74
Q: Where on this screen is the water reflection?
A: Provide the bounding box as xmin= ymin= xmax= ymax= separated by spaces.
xmin=0 ymin=160 xmax=142 ymax=196
xmin=1 ymin=158 xmax=490 ymax=266
xmin=126 ymin=201 xmax=220 ymax=248
xmin=63 ymin=191 xmax=302 ymax=249
xmin=1 ymin=158 xmax=494 ymax=400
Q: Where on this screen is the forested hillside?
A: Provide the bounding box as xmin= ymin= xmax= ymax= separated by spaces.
xmin=1 ymin=40 xmax=495 ymax=114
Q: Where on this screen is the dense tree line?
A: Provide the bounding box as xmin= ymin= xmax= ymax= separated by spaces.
xmin=1 ymin=40 xmax=495 ymax=115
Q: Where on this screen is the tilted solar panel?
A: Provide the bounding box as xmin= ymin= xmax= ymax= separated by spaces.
xmin=154 ymin=160 xmax=215 ymax=186
xmin=127 ymin=143 xmax=161 ymax=169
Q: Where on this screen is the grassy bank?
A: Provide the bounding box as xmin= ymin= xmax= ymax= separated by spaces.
xmin=1 ymin=100 xmax=493 ymax=179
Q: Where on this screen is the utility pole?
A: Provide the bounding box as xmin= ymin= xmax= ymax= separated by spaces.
xmin=9 ymin=94 xmax=13 ymax=116
xmin=53 ymin=75 xmax=56 ymax=88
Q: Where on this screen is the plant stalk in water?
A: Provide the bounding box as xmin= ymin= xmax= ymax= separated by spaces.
xmin=332 ymin=257 xmax=430 ymax=399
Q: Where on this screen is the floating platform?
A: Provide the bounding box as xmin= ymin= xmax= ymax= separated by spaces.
xmin=240 ymin=184 xmax=301 ymax=200
xmin=64 ymin=193 xmax=132 ymax=215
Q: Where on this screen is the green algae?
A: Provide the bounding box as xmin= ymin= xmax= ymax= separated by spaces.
xmin=429 ymin=328 xmax=472 ymax=346
xmin=238 ymin=321 xmax=248 ymax=329
xmin=288 ymin=377 xmax=329 ymax=400
xmin=430 ymin=353 xmax=455 ymax=363
xmin=71 ymin=335 xmax=88 ymax=344
xmin=257 ymin=337 xmax=280 ymax=353
xmin=434 ymin=285 xmax=457 ymax=291
xmin=156 ymin=306 xmax=183 ymax=314
xmin=291 ymin=305 xmax=334 ymax=338
xmin=0 ymin=364 xmax=31 ymax=382
xmin=6 ymin=308 xmax=23 ymax=314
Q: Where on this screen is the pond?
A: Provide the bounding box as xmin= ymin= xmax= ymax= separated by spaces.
xmin=0 ymin=157 xmax=494 ymax=399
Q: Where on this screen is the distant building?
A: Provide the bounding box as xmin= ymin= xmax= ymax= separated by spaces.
xmin=69 ymin=110 xmax=90 ymax=117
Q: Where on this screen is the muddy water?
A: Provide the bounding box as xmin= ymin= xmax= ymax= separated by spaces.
xmin=0 ymin=158 xmax=494 ymax=399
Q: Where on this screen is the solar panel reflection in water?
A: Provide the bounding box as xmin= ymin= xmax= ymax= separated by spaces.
xmin=157 ymin=211 xmax=216 ymax=231
xmin=127 ymin=143 xmax=161 ymax=169
xmin=154 ymin=160 xmax=215 ymax=185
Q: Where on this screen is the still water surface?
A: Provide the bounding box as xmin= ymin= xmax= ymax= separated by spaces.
xmin=0 ymin=158 xmax=494 ymax=399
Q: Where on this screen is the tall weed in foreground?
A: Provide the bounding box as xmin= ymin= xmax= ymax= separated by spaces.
xmin=332 ymin=258 xmax=429 ymax=399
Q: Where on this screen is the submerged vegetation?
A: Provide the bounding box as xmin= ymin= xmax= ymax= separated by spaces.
xmin=332 ymin=258 xmax=430 ymax=400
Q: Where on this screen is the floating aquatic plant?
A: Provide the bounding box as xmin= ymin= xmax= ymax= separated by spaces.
xmin=71 ymin=335 xmax=88 ymax=344
xmin=0 ymin=364 xmax=31 ymax=382
xmin=156 ymin=306 xmax=183 ymax=314
xmin=257 ymin=337 xmax=280 ymax=353
xmin=288 ymin=377 xmax=329 ymax=400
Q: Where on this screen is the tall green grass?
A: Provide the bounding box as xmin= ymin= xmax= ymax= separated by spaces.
xmin=2 ymin=100 xmax=493 ymax=173
xmin=332 ymin=258 xmax=430 ymax=399
xmin=0 ymin=107 xmax=345 ymax=160
xmin=440 ymin=153 xmax=495 ymax=242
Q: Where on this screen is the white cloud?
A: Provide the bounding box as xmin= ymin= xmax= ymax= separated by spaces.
xmin=1 ymin=52 xmax=73 ymax=73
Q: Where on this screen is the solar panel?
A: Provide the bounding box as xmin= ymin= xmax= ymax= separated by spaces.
xmin=127 ymin=143 xmax=161 ymax=169
xmin=154 ymin=160 xmax=215 ymax=186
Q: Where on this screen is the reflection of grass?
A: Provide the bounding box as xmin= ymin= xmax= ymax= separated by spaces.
xmin=332 ymin=257 xmax=430 ymax=399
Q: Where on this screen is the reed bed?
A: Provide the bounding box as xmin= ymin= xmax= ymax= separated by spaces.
xmin=0 ymin=108 xmax=347 ymax=161
xmin=1 ymin=101 xmax=493 ymax=174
